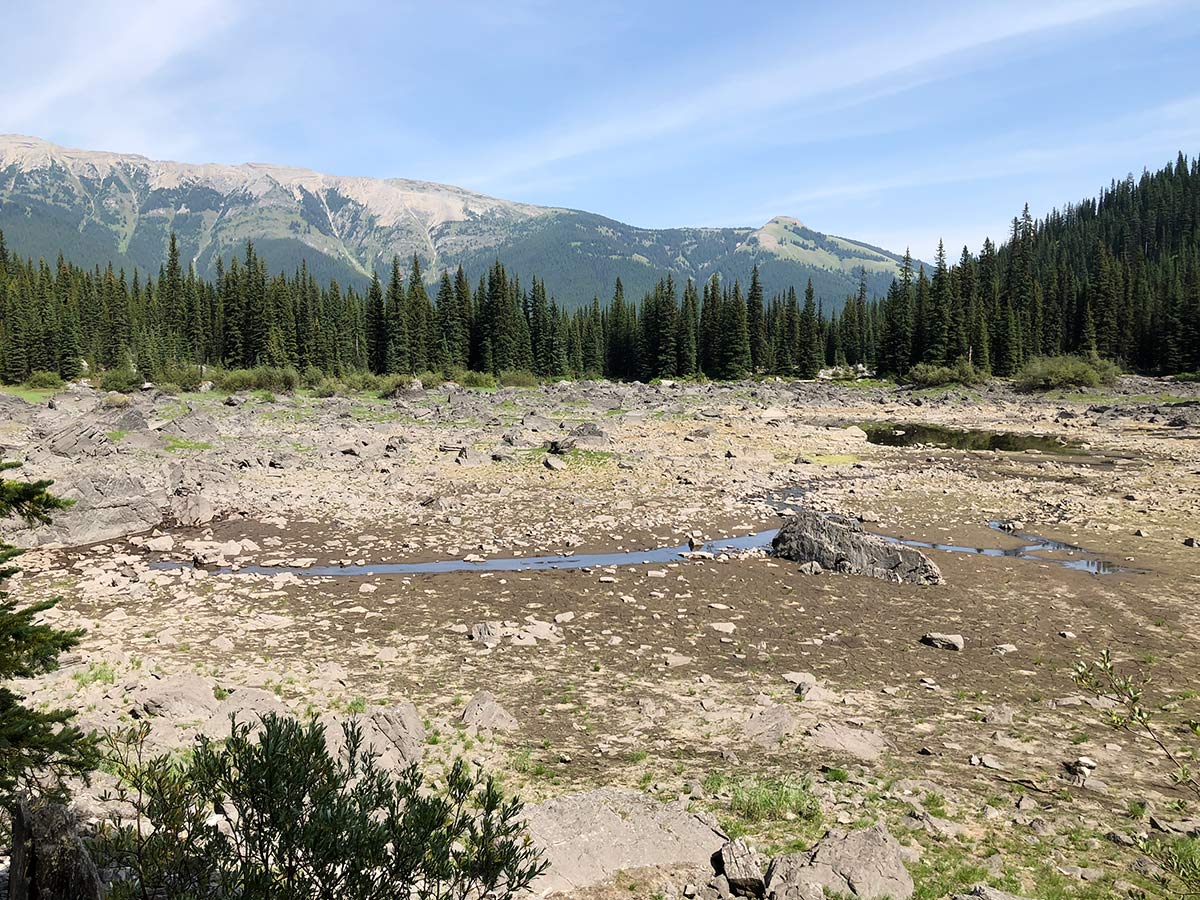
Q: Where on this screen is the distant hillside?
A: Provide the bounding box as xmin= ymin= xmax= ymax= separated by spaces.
xmin=0 ymin=135 xmax=907 ymax=306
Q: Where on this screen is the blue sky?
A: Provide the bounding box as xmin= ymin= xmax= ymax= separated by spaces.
xmin=4 ymin=0 xmax=1200 ymax=260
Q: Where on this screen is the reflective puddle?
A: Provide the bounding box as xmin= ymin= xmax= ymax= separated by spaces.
xmin=155 ymin=518 xmax=1126 ymax=578
xmin=860 ymin=422 xmax=1078 ymax=454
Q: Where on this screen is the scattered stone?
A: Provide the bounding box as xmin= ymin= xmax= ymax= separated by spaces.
xmin=920 ymin=633 xmax=964 ymax=652
xmin=718 ymin=839 xmax=765 ymax=897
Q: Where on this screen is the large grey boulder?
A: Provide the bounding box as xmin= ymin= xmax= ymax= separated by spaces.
xmin=321 ymin=702 xmax=425 ymax=771
xmin=718 ymin=839 xmax=766 ymax=897
xmin=772 ymin=510 xmax=943 ymax=585
xmin=764 ymin=825 xmax=913 ymax=900
xmin=12 ymin=473 xmax=165 ymax=547
xmin=952 ymin=887 xmax=1035 ymax=900
xmin=200 ymin=687 xmax=290 ymax=739
xmin=461 ymin=690 xmax=518 ymax=733
xmin=524 ymin=788 xmax=726 ymax=895
xmin=127 ymin=673 xmax=219 ymax=722
xmin=7 ymin=800 xmax=103 ymax=900
xmin=39 ymin=420 xmax=114 ymax=458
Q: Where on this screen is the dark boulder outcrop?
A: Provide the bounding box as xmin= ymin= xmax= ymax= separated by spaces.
xmin=772 ymin=509 xmax=943 ymax=585
xmin=8 ymin=800 xmax=103 ymax=900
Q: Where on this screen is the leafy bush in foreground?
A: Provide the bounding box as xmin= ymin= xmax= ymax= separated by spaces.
xmin=93 ymin=713 xmax=547 ymax=900
xmin=1014 ymin=354 xmax=1120 ymax=392
xmin=1075 ymin=650 xmax=1200 ymax=894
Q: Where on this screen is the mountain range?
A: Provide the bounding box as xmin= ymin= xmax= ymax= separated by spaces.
xmin=0 ymin=134 xmax=908 ymax=307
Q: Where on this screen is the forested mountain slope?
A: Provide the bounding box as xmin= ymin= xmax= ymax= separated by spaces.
xmin=0 ymin=135 xmax=904 ymax=307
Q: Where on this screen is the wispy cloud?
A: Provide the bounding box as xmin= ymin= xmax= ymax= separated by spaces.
xmin=460 ymin=0 xmax=1169 ymax=191
xmin=2 ymin=0 xmax=244 ymax=156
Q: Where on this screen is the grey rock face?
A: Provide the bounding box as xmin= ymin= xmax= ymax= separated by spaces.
xmin=461 ymin=690 xmax=518 ymax=732
xmin=920 ymin=632 xmax=965 ymax=651
xmin=772 ymin=510 xmax=943 ymax=585
xmin=764 ymin=826 xmax=913 ymax=900
xmin=718 ymin=839 xmax=765 ymax=897
xmin=8 ymin=800 xmax=103 ymax=900
xmin=40 ymin=420 xmax=114 ymax=458
xmin=127 ymin=673 xmax=219 ymax=721
xmin=200 ymin=687 xmax=290 ymax=739
xmin=15 ymin=473 xmax=165 ymax=547
xmin=320 ymin=702 xmax=425 ymax=771
xmin=952 ymin=886 xmax=1036 ymax=900
xmin=523 ymin=788 xmax=726 ymax=896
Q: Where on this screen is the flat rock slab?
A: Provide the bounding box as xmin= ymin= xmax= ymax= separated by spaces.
xmin=807 ymin=721 xmax=888 ymax=762
xmin=772 ymin=510 xmax=943 ymax=585
xmin=765 ymin=825 xmax=913 ymax=900
xmin=524 ymin=788 xmax=726 ymax=895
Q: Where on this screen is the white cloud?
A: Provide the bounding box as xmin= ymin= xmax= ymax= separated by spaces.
xmin=459 ymin=0 xmax=1169 ymax=191
xmin=2 ymin=0 xmax=244 ymax=155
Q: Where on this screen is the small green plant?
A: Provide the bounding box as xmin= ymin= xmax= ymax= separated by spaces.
xmin=164 ymin=436 xmax=214 ymax=452
xmin=1075 ymin=649 xmax=1200 ymax=894
xmin=72 ymin=661 xmax=117 ymax=687
xmin=91 ymin=715 xmax=547 ymax=900
xmin=824 ymin=767 xmax=849 ymax=783
xmin=728 ymin=776 xmax=821 ymax=824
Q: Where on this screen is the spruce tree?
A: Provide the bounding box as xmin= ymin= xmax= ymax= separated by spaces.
xmin=1 ymin=461 xmax=95 ymax=809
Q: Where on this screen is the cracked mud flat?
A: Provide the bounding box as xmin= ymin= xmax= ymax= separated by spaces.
xmin=3 ymin=376 xmax=1200 ymax=898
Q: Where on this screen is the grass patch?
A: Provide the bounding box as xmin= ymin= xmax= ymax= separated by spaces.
xmin=566 ymin=448 xmax=614 ymax=465
xmin=809 ymin=453 xmax=860 ymax=465
xmin=73 ymin=661 xmax=117 ymax=687
xmin=704 ymin=773 xmax=822 ymax=840
xmin=164 ymin=436 xmax=213 ymax=452
xmin=106 ymin=430 xmax=128 ymax=443
xmin=0 ymin=384 xmax=58 ymax=404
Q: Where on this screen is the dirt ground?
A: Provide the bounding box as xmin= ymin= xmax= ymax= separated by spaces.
xmin=5 ymin=375 xmax=1200 ymax=898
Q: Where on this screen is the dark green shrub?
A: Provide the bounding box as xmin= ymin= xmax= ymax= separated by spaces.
xmin=458 ymin=369 xmax=497 ymax=389
xmin=311 ymin=378 xmax=339 ymax=399
xmin=214 ymin=367 xmax=301 ymax=394
xmin=23 ymin=370 xmax=64 ymax=390
xmin=153 ymin=363 xmax=204 ymax=392
xmin=301 ymin=365 xmax=325 ymax=389
xmin=99 ymin=366 xmax=142 ymax=393
xmin=92 ymin=714 xmax=546 ymax=900
xmin=1015 ymin=355 xmax=1120 ymax=392
xmin=1 ymin=461 xmax=95 ymax=812
xmin=498 ymin=369 xmax=539 ymax=388
xmin=904 ymin=358 xmax=988 ymax=388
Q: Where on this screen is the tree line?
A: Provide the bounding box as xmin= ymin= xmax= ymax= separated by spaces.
xmin=1 ymin=152 xmax=1198 ymax=385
